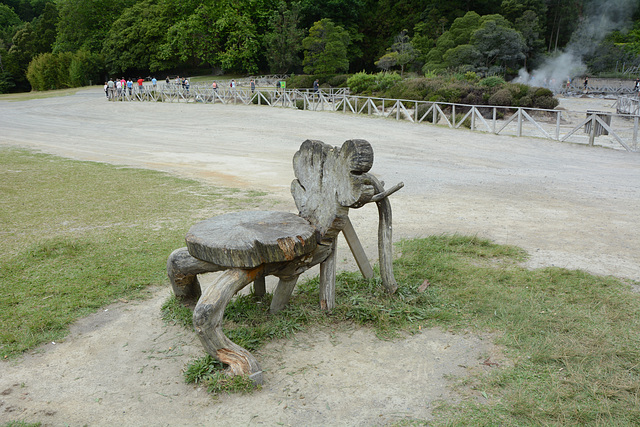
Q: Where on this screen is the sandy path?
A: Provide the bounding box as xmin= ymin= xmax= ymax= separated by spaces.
xmin=1 ymin=89 xmax=639 ymax=426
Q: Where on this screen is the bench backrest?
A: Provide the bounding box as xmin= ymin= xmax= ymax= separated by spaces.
xmin=291 ymin=139 xmax=376 ymax=243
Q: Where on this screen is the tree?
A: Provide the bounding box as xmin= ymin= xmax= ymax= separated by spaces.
xmin=263 ymin=1 xmax=304 ymax=73
xmin=514 ymin=9 xmax=545 ymax=68
xmin=375 ymin=30 xmax=417 ymax=76
xmin=471 ymin=19 xmax=526 ymax=72
xmin=302 ymin=18 xmax=350 ymax=74
xmin=443 ymin=44 xmax=482 ymax=70
xmin=0 ymin=4 xmax=22 ymax=47
xmin=102 ymin=0 xmax=176 ymax=75
xmin=55 ymin=0 xmax=137 ymax=53
xmin=160 ymin=2 xmax=260 ymax=74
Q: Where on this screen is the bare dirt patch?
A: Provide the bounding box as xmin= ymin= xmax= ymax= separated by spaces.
xmin=1 ymin=90 xmax=638 ymax=425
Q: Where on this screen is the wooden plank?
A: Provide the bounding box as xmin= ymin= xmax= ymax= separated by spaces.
xmin=341 ymin=217 xmax=374 ymax=279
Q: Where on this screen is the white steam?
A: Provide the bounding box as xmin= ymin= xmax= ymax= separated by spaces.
xmin=514 ymin=0 xmax=638 ymax=90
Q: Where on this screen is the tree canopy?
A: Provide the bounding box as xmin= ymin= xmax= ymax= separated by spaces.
xmin=1 ymin=0 xmax=640 ymax=93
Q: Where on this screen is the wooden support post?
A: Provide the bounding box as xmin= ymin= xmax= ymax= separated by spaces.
xmin=492 ymin=107 xmax=497 ymax=133
xmin=517 ymin=109 xmax=523 ymax=137
xmin=633 ymin=116 xmax=639 ymax=151
xmin=342 ymin=217 xmax=374 ymax=280
xmin=270 ymin=276 xmax=299 ymax=314
xmin=253 ymin=276 xmax=266 ymax=297
xmin=319 ymin=241 xmax=337 ymax=310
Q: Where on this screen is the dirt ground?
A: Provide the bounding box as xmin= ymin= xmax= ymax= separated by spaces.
xmin=1 ymin=90 xmax=639 ymax=426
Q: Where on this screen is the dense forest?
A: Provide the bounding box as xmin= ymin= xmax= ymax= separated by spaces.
xmin=1 ymin=0 xmax=640 ymax=93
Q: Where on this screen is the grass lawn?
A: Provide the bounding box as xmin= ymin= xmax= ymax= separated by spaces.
xmin=0 ymin=147 xmax=265 ymax=357
xmin=2 ymin=147 xmax=640 ymax=426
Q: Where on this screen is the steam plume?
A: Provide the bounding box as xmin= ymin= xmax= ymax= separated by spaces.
xmin=515 ymin=0 xmax=638 ymax=89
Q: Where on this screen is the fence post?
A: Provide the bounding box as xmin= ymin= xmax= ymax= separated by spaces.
xmin=589 ymin=114 xmax=597 ymax=146
xmin=633 ymin=116 xmax=639 ymax=151
xmin=492 ymin=107 xmax=496 ymax=133
xmin=471 ymin=107 xmax=476 ymax=130
xmin=517 ymin=108 xmax=523 ymax=137
xmin=556 ymin=111 xmax=561 ymax=140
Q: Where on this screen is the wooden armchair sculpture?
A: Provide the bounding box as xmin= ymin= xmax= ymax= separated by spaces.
xmin=167 ymin=139 xmax=403 ymax=384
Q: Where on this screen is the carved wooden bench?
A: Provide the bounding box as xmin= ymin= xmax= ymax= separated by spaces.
xmin=167 ymin=139 xmax=403 ymax=384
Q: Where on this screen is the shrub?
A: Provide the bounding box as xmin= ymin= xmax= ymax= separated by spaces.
xmin=479 ymin=76 xmax=506 ymax=88
xmin=488 ymin=88 xmax=514 ymax=106
xmin=347 ymin=71 xmax=376 ymax=93
xmin=286 ymin=74 xmax=315 ymax=88
xmin=462 ymin=89 xmax=483 ymax=105
xmin=533 ymin=96 xmax=559 ymax=110
xmin=27 ymin=51 xmax=99 ymax=91
xmin=507 ymin=83 xmax=529 ymax=98
xmin=27 ymin=53 xmax=71 ymax=91
xmin=534 ymin=87 xmax=554 ymax=98
xmin=465 ymin=71 xmax=480 ymax=83
xmin=295 ymin=99 xmax=305 ymax=110
xmin=518 ymin=95 xmax=533 ymax=107
xmin=327 ymin=74 xmax=349 ymax=87
xmin=375 ymin=72 xmax=401 ymax=91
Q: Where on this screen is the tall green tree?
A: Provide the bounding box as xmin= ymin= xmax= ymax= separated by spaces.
xmin=101 ymin=0 xmax=175 ymax=75
xmin=263 ymin=1 xmax=304 ymax=73
xmin=54 ymin=0 xmax=137 ymax=53
xmin=302 ymin=18 xmax=350 ymax=74
xmin=0 ymin=4 xmax=22 ymax=46
xmin=161 ymin=1 xmax=260 ymax=74
xmin=472 ymin=18 xmax=526 ymax=72
xmin=375 ymin=30 xmax=417 ymax=75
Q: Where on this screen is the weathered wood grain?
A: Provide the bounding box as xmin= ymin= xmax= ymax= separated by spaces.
xmin=291 ymin=139 xmax=375 ymax=241
xmin=186 ymin=211 xmax=317 ymax=268
xmin=169 ymin=139 xmax=402 ymax=384
xmin=193 ymin=267 xmax=265 ymax=384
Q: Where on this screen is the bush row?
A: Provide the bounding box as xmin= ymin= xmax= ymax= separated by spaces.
xmin=346 ymin=72 xmax=559 ymax=110
xmin=26 ymin=50 xmax=104 ymax=91
xmin=285 ymin=73 xmax=350 ymax=89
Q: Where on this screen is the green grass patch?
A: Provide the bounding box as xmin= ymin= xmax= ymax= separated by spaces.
xmin=0 ymin=148 xmax=265 ymax=358
xmin=170 ymin=235 xmax=640 ymax=424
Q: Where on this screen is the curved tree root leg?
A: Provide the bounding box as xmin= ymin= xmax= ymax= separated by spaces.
xmin=193 ymin=267 xmax=264 ymax=384
xmin=167 ymin=247 xmax=223 ymax=304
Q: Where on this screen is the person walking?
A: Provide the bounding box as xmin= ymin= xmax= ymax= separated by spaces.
xmin=250 ymin=79 xmax=255 ymax=93
xmin=107 ymin=78 xmax=115 ymax=99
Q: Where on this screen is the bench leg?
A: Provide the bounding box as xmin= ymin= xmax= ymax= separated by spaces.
xmin=167 ymin=247 xmax=222 ymax=303
xmin=319 ymin=241 xmax=337 ymax=310
xmin=193 ymin=267 xmax=264 ymax=384
xmin=270 ymin=275 xmax=299 ymax=314
xmin=253 ymin=276 xmax=266 ymax=298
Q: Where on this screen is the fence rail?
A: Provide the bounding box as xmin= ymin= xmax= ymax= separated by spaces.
xmin=107 ymin=85 xmax=639 ymax=153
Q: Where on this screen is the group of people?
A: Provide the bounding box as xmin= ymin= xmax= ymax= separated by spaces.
xmin=167 ymin=76 xmax=190 ymax=91
xmin=104 ymin=77 xmax=158 ymax=99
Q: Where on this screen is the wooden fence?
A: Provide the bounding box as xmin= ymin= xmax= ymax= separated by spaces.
xmin=108 ymin=85 xmax=640 ymax=153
